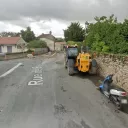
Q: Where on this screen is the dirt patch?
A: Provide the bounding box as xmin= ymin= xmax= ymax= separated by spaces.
xmin=11 ymin=83 xmax=15 ymax=86
xmin=65 ymin=120 xmax=82 ymax=128
xmin=65 ymin=119 xmax=91 ymax=128
xmin=54 ymin=104 xmax=72 ymax=120
xmin=76 ymin=72 xmax=104 ymax=87
xmin=81 ymin=120 xmax=90 ymax=128
xmin=61 ymin=86 xmax=67 ymax=92
xmin=56 ymin=61 xmax=63 ymax=65
xmin=54 ymin=104 xmax=68 ymax=115
xmin=87 ymin=75 xmax=104 ymax=87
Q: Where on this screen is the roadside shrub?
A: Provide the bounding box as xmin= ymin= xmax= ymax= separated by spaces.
xmin=67 ymin=41 xmax=83 ymax=52
xmin=27 ymin=49 xmax=34 ymax=53
xmin=28 ymin=40 xmax=47 ymax=48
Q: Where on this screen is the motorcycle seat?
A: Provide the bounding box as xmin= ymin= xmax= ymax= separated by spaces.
xmin=110 ymin=86 xmax=125 ymax=91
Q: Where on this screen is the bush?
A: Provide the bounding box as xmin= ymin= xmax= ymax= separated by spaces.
xmin=67 ymin=41 xmax=83 ymax=52
xmin=27 ymin=49 xmax=34 ymax=53
xmin=28 ymin=40 xmax=47 ymax=48
xmin=85 ymin=15 xmax=128 ymax=54
xmin=92 ymin=41 xmax=110 ymax=52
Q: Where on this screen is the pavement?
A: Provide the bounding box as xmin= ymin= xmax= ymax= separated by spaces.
xmin=0 ymin=53 xmax=128 ymax=128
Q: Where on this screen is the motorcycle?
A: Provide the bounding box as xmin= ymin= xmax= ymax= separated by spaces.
xmin=99 ymin=74 xmax=128 ymax=110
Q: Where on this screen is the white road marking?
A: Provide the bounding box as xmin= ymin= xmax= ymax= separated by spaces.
xmin=28 ymin=66 xmax=43 ymax=85
xmin=0 ymin=63 xmax=23 ymax=78
xmin=28 ymin=80 xmax=43 ymax=85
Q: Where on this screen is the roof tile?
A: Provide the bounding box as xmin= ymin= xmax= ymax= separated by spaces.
xmin=0 ymin=37 xmax=21 ymax=45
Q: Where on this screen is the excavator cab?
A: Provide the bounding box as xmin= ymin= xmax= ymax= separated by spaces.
xmin=67 ymin=46 xmax=78 ymax=58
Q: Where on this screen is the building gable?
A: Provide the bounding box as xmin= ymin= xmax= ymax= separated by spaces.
xmin=38 ymin=33 xmax=55 ymax=41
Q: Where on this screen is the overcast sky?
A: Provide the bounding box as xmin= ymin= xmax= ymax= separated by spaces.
xmin=0 ymin=0 xmax=128 ymax=37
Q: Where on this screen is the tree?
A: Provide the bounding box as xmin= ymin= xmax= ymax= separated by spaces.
xmin=55 ymin=37 xmax=64 ymax=42
xmin=0 ymin=32 xmax=20 ymax=37
xmin=28 ymin=40 xmax=47 ymax=48
xmin=21 ymin=27 xmax=35 ymax=42
xmin=64 ymin=22 xmax=85 ymax=42
xmin=85 ymin=14 xmax=128 ymax=54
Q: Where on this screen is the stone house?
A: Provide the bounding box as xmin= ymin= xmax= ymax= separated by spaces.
xmin=38 ymin=31 xmax=55 ymax=51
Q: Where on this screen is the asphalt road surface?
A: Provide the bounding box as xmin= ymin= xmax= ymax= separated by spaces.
xmin=0 ymin=53 xmax=128 ymax=128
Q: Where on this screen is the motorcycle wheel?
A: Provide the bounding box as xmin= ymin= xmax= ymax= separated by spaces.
xmin=109 ymin=95 xmax=122 ymax=110
xmin=109 ymin=95 xmax=113 ymax=101
xmin=116 ymin=102 xmax=123 ymax=110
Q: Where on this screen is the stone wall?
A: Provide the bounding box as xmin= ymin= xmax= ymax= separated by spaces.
xmin=34 ymin=48 xmax=48 ymax=55
xmin=95 ymin=53 xmax=128 ymax=91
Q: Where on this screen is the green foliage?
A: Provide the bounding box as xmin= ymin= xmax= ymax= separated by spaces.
xmin=67 ymin=41 xmax=83 ymax=52
xmin=0 ymin=32 xmax=20 ymax=37
xmin=27 ymin=49 xmax=34 ymax=53
xmin=21 ymin=27 xmax=36 ymax=42
xmin=91 ymin=42 xmax=108 ymax=53
xmin=102 ymin=46 xmax=110 ymax=52
xmin=85 ymin=15 xmax=128 ymax=54
xmin=28 ymin=40 xmax=47 ymax=48
xmin=64 ymin=22 xmax=85 ymax=42
xmin=67 ymin=41 xmax=82 ymax=46
xmin=55 ymin=37 xmax=64 ymax=42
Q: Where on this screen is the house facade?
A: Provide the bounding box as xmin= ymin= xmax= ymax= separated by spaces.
xmin=38 ymin=31 xmax=55 ymax=51
xmin=55 ymin=42 xmax=66 ymax=51
xmin=0 ymin=37 xmax=27 ymax=53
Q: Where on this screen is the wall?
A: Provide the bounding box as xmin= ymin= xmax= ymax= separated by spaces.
xmin=1 ymin=45 xmax=17 ymax=53
xmin=1 ymin=45 xmax=26 ymax=53
xmin=12 ymin=45 xmax=20 ymax=53
xmin=55 ymin=43 xmax=65 ymax=51
xmin=40 ymin=38 xmax=54 ymax=51
xmin=1 ymin=45 xmax=7 ymax=53
xmin=17 ymin=38 xmax=28 ymax=52
xmin=17 ymin=38 xmax=27 ymax=45
xmin=33 ymin=48 xmax=48 ymax=55
xmin=55 ymin=44 xmax=61 ymax=51
xmin=95 ymin=53 xmax=128 ymax=91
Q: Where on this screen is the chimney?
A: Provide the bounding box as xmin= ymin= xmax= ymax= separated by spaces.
xmin=49 ymin=31 xmax=52 ymax=35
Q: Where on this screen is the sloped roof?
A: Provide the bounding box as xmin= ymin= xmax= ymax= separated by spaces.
xmin=38 ymin=34 xmax=55 ymax=41
xmin=0 ymin=37 xmax=21 ymax=45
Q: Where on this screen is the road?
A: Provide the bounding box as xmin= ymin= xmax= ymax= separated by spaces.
xmin=0 ymin=53 xmax=128 ymax=128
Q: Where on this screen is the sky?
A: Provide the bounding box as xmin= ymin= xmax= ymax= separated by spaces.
xmin=0 ymin=0 xmax=128 ymax=37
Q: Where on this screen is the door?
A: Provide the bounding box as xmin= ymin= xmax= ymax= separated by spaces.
xmin=7 ymin=46 xmax=12 ymax=53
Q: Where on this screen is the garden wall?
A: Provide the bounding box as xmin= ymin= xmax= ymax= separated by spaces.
xmin=95 ymin=53 xmax=128 ymax=91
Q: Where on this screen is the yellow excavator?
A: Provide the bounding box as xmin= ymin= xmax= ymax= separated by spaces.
xmin=64 ymin=45 xmax=97 ymax=75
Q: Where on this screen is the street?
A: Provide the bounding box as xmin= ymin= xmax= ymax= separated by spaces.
xmin=0 ymin=53 xmax=128 ymax=128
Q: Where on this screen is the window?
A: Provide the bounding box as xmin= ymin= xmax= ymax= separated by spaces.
xmin=68 ymin=48 xmax=78 ymax=57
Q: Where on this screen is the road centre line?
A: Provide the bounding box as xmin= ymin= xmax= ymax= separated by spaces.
xmin=0 ymin=63 xmax=23 ymax=78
